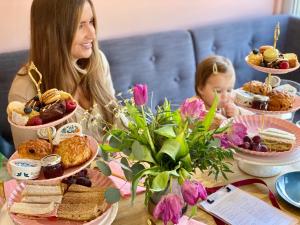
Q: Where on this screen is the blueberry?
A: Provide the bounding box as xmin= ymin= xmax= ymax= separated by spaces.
xmin=24 ymin=106 xmax=32 ymax=114
xmin=33 ymin=106 xmax=40 ymax=112
xmin=33 ymin=95 xmax=40 ymax=101
xmin=252 ymin=49 xmax=259 ymax=54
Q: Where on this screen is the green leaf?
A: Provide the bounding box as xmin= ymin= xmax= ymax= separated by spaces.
xmin=131 ymin=167 xmax=160 ymax=203
xmin=202 ymin=94 xmax=219 ymax=131
xmin=175 ymin=131 xmax=189 ymax=159
xmin=120 ymin=157 xmax=133 ymax=181
xmin=189 ymin=205 xmax=197 ymax=218
xmin=154 ymin=126 xmax=176 ymax=138
xmin=131 ymin=163 xmax=145 ymax=177
xmin=100 ymin=144 xmax=120 ymax=153
xmin=157 ymin=139 xmax=180 ymax=161
xmin=180 ymin=154 xmax=192 ymax=172
xmin=105 ymin=187 xmax=121 ymax=204
xmin=132 ymin=141 xmax=155 ymax=163
xmin=207 ymin=138 xmax=221 ymax=148
xmin=96 ymin=161 xmax=112 ymax=176
xmin=151 ymin=171 xmax=170 ymax=192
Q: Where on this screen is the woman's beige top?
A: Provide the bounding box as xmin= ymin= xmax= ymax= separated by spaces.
xmin=8 ymin=50 xmax=116 ymax=148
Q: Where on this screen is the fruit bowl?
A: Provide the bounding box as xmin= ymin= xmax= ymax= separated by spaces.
xmin=245 ymin=56 xmax=300 ymax=74
xmin=225 ymin=115 xmax=300 ymax=156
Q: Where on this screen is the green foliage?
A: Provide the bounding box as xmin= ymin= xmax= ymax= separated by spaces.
xmin=101 ymin=96 xmax=233 ymax=204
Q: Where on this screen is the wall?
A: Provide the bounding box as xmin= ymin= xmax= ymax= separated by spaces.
xmin=0 ymin=0 xmax=275 ymax=53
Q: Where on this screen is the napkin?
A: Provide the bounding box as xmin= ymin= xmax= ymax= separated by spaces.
xmin=177 ymin=215 xmax=207 ymax=225
xmin=108 ymin=161 xmax=145 ymax=197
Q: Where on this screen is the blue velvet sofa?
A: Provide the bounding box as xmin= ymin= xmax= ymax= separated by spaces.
xmin=1 ymin=15 xmax=300 ymax=157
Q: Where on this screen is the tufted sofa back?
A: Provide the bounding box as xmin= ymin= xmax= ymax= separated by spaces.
xmin=1 ymin=15 xmax=300 ymax=157
xmin=101 ymin=30 xmax=196 ymax=108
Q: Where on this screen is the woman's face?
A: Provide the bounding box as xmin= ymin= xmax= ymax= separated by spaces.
xmin=71 ymin=1 xmax=96 ymax=61
xmin=197 ymin=72 xmax=235 ymax=109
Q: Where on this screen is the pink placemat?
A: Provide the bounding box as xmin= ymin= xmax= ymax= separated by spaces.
xmin=108 ymin=161 xmax=145 ymax=197
xmin=178 ymin=215 xmax=207 ymax=225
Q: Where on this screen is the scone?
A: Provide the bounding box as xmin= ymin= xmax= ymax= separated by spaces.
xmin=267 ymin=90 xmax=295 ymax=111
xmin=55 ymin=136 xmax=92 ymax=168
xmin=18 ymin=139 xmax=52 ymax=160
xmin=242 ymin=81 xmax=272 ymax=96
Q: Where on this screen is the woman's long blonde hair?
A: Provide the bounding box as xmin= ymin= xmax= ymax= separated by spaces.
xmin=28 ymin=0 xmax=116 ymax=124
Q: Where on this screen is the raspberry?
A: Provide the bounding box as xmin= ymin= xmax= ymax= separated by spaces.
xmin=27 ymin=116 xmax=43 ymax=126
xmin=65 ymin=99 xmax=77 ymax=113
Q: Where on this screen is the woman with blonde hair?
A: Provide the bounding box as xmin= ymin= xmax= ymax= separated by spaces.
xmin=9 ymin=0 xmax=118 ymax=146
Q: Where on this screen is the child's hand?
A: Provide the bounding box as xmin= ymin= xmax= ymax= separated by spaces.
xmin=223 ymin=101 xmax=240 ymax=118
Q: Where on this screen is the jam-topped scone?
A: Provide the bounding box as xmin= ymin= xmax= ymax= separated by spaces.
xmin=18 ymin=139 xmax=52 ymax=160
xmin=7 ymin=88 xmax=76 ymax=126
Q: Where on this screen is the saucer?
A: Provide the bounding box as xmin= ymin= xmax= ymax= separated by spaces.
xmin=275 ymin=171 xmax=300 ymax=208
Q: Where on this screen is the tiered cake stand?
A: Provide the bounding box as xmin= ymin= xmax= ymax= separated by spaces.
xmin=6 ymin=63 xmax=117 ymax=225
xmin=235 ymin=23 xmax=300 ymax=177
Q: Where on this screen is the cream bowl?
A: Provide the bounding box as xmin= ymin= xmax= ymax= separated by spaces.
xmin=9 ymin=159 xmax=41 ymax=180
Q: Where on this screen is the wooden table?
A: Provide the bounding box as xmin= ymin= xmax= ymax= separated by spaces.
xmin=1 ymin=159 xmax=299 ymax=225
xmin=112 ymin=160 xmax=300 ymax=225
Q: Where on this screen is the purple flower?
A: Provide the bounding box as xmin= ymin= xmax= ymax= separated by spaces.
xmin=181 ymin=180 xmax=207 ymax=206
xmin=219 ymin=122 xmax=247 ymax=148
xmin=133 ymin=84 xmax=148 ymax=106
xmin=153 ymin=193 xmax=183 ymax=225
xmin=180 ymin=98 xmax=206 ymax=120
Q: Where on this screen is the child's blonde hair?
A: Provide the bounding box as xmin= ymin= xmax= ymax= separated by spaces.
xmin=195 ymin=55 xmax=235 ymax=96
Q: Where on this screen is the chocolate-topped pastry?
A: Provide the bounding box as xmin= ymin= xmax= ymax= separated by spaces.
xmin=24 ymin=95 xmax=42 ymax=114
xmin=40 ymin=101 xmax=66 ymax=123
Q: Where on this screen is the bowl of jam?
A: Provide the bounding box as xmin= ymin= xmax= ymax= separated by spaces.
xmin=41 ymin=154 xmax=64 ymax=179
xmin=252 ymin=95 xmax=269 ymax=110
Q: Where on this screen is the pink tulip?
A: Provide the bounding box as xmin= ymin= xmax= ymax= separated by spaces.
xmin=219 ymin=122 xmax=247 ymax=148
xmin=181 ymin=180 xmax=207 ymax=206
xmin=180 ymin=98 xmax=206 ymax=120
xmin=133 ymin=84 xmax=148 ymax=106
xmin=153 ymin=193 xmax=183 ymax=225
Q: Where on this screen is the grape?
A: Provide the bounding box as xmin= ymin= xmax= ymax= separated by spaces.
xmin=243 ymin=136 xmax=252 ymax=144
xmin=252 ymin=135 xmax=261 ymax=144
xmin=75 ymin=169 xmax=88 ymax=177
xmin=76 ymin=176 xmax=92 ymax=187
xmin=62 ymin=176 xmax=76 ymax=185
xmin=244 ymin=142 xmax=251 ymax=149
xmin=252 ymin=143 xmax=261 ymax=151
xmin=260 ymin=145 xmax=268 ymax=152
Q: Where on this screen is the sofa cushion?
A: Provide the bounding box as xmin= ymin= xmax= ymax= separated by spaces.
xmin=101 ymin=30 xmax=196 ymax=108
xmin=190 ymin=15 xmax=290 ymax=88
xmin=0 ymin=50 xmax=28 ymax=156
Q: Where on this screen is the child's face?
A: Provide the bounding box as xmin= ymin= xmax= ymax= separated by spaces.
xmin=197 ymin=72 xmax=235 ymax=109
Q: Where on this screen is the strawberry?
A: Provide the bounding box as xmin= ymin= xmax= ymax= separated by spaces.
xmin=279 ymin=61 xmax=289 ymax=69
xmin=27 ymin=115 xmax=43 ymax=126
xmin=65 ymin=99 xmax=77 ymax=113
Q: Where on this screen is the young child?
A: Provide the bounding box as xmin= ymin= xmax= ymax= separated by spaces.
xmin=195 ymin=55 xmax=240 ymax=118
